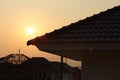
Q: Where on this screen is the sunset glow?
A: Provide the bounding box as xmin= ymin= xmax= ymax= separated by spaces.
xmin=0 ymin=0 xmax=119 ymax=67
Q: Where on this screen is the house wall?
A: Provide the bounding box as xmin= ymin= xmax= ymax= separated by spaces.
xmin=82 ymin=52 xmax=120 ymax=80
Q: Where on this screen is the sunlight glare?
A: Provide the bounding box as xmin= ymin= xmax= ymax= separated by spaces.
xmin=27 ymin=27 xmax=35 ymax=34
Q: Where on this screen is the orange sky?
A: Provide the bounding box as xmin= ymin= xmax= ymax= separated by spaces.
xmin=0 ymin=0 xmax=120 ymax=66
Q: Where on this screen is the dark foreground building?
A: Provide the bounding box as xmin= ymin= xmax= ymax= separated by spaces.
xmin=27 ymin=5 xmax=120 ymax=80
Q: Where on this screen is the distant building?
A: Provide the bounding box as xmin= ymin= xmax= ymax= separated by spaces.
xmin=51 ymin=62 xmax=81 ymax=80
xmin=0 ymin=54 xmax=81 ymax=80
xmin=20 ymin=57 xmax=81 ymax=80
xmin=0 ymin=54 xmax=29 ymax=80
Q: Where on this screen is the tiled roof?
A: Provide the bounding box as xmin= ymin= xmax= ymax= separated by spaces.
xmin=28 ymin=5 xmax=120 ymax=44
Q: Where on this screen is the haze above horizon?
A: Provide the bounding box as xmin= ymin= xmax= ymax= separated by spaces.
xmin=0 ymin=0 xmax=120 ymax=66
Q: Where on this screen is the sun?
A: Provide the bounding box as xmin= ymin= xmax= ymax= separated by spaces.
xmin=27 ymin=27 xmax=35 ymax=34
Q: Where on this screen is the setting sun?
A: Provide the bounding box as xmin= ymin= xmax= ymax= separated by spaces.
xmin=27 ymin=27 xmax=35 ymax=34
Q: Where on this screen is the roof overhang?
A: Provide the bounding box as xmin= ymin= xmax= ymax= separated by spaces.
xmin=27 ymin=39 xmax=120 ymax=61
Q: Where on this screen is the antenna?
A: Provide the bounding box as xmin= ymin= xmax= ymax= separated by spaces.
xmin=18 ymin=49 xmax=21 ymax=64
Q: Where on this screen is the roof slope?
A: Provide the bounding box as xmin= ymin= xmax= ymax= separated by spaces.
xmin=27 ymin=5 xmax=120 ymax=44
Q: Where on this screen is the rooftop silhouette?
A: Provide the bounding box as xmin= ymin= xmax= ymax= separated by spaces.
xmin=27 ymin=5 xmax=120 ymax=44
